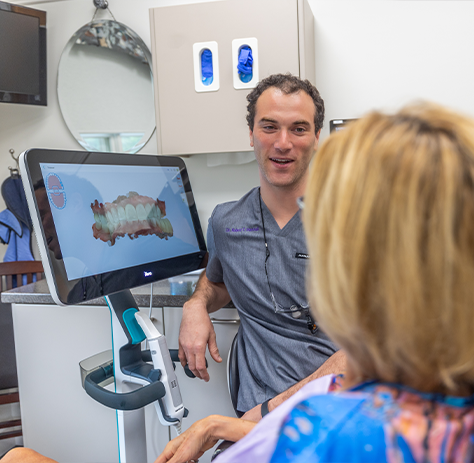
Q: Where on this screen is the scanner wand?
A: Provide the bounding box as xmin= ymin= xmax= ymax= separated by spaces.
xmin=134 ymin=311 xmax=184 ymax=433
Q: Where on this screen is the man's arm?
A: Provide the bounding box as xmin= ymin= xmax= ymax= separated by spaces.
xmin=178 ymin=270 xmax=231 ymax=381
xmin=240 ymin=349 xmax=346 ymax=422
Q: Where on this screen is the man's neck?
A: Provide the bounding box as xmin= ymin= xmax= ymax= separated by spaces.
xmin=259 ymin=182 xmax=305 ymax=229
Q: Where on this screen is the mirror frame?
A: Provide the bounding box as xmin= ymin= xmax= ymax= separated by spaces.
xmin=57 ymin=19 xmax=156 ymax=154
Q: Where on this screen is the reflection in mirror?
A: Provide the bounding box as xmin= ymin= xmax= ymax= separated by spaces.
xmin=58 ymin=20 xmax=155 ymax=154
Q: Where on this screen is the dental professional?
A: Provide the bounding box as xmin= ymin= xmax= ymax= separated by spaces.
xmin=178 ymin=73 xmax=345 ymax=421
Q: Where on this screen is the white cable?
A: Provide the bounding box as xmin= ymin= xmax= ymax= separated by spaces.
xmin=145 ymin=283 xmax=154 ymax=350
xmin=149 ymin=282 xmax=153 ymax=318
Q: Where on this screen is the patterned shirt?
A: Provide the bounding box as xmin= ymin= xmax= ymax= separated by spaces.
xmin=270 ymin=381 xmax=474 ymax=462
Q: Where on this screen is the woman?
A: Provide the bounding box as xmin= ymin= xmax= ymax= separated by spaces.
xmin=156 ymin=102 xmax=474 ymax=463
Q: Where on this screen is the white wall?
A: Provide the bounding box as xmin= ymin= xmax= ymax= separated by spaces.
xmin=312 ymin=1 xmax=474 ymax=135
xmin=2 ymin=0 xmax=474 ymax=263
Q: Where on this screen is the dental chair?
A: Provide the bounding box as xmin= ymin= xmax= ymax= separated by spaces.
xmin=227 ymin=331 xmax=243 ymax=418
xmin=211 ymin=331 xmax=242 ymax=461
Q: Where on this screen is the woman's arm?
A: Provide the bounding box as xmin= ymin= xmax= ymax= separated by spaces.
xmin=1 ymin=448 xmax=58 ymax=463
xmin=154 ymin=415 xmax=256 ymax=463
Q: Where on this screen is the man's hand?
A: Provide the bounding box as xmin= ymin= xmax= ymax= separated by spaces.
xmin=178 ymin=302 xmax=222 ymax=381
xmin=178 ymin=270 xmax=231 ymax=381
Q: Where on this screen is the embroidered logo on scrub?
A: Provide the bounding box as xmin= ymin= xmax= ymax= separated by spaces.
xmin=295 ymin=252 xmax=309 ymax=259
xmin=226 ymin=227 xmax=259 ymax=233
xmin=46 ymin=173 xmax=66 ymax=209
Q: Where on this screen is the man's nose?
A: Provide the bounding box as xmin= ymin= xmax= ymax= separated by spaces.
xmin=274 ymin=130 xmax=292 ymax=151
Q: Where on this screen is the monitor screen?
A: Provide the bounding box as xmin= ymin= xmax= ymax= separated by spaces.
xmin=329 ymin=119 xmax=357 ymax=133
xmin=0 ymin=2 xmax=46 ymax=106
xmin=20 ymin=149 xmax=207 ymax=305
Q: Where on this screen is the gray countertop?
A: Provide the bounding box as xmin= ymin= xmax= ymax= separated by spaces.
xmin=1 ymin=278 xmax=235 ymax=308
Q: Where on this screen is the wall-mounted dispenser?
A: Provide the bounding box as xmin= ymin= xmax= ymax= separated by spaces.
xmin=232 ymin=38 xmax=259 ymax=90
xmin=193 ymin=41 xmax=220 ymax=93
xmin=150 ymin=0 xmax=315 ymax=156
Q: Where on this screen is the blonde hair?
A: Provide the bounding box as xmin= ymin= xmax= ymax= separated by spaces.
xmin=305 ymin=102 xmax=474 ymax=393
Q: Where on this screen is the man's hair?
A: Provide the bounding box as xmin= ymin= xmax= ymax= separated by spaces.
xmin=246 ymin=73 xmax=324 ymax=134
xmin=304 ymin=102 xmax=474 ymax=394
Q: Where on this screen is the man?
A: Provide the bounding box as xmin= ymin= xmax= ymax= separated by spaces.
xmin=179 ymin=74 xmax=345 ymax=421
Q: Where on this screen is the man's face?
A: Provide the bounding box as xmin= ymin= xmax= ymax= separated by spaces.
xmin=35 ymin=188 xmax=62 ymax=260
xmin=249 ymin=87 xmax=320 ymax=191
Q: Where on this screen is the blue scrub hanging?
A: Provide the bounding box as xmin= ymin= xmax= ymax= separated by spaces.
xmin=237 ymin=46 xmax=253 ymax=83
xmin=200 ymin=49 xmax=214 ymax=86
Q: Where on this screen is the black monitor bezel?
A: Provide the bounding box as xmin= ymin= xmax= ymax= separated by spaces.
xmin=329 ymin=119 xmax=358 ymax=133
xmin=21 ymin=148 xmax=207 ymax=305
xmin=0 ymin=1 xmax=47 ymax=106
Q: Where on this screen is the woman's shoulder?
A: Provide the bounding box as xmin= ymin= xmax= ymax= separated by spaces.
xmin=271 ymin=391 xmax=385 ymax=462
xmin=270 ymin=383 xmax=474 ymax=463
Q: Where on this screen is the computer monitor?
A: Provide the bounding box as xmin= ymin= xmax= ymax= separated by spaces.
xmin=329 ymin=119 xmax=358 ymax=133
xmin=0 ymin=1 xmax=47 ymax=106
xmin=20 ymin=149 xmax=207 ymax=305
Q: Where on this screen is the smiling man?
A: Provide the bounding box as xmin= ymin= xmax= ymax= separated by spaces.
xmin=179 ymin=74 xmax=344 ymax=421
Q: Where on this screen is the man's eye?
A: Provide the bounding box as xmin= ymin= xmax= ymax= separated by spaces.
xmin=294 ymin=127 xmax=307 ymax=133
xmin=263 ymin=126 xmax=276 ymax=131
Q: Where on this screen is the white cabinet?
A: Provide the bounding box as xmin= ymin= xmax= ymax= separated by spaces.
xmin=11 ymin=303 xmax=238 ymax=463
xmin=149 ymin=0 xmax=315 ymax=156
xmin=12 ymin=303 xmax=120 ymax=463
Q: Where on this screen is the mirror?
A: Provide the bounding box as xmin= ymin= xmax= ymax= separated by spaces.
xmin=57 ymin=20 xmax=155 ymax=154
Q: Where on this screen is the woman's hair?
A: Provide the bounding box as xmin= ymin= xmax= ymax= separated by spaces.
xmin=304 ymin=102 xmax=474 ymax=394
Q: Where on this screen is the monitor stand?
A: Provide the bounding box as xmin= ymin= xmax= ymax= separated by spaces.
xmin=82 ymin=289 xmax=190 ymax=463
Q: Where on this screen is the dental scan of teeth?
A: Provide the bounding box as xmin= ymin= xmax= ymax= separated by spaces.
xmin=40 ymin=163 xmax=200 ymax=282
xmin=91 ymin=192 xmax=174 ymax=246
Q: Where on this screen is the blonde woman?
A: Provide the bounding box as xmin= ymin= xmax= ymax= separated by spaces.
xmin=269 ymin=102 xmax=474 ymax=462
xmin=155 ymin=102 xmax=474 ymax=463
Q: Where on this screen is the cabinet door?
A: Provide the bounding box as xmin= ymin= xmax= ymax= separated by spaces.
xmin=12 ymin=303 xmax=118 ymax=463
xmin=150 ymin=0 xmax=302 ymax=156
xmin=144 ymin=307 xmax=240 ymax=463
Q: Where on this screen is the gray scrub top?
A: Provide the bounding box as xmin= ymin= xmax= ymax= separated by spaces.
xmin=206 ymin=187 xmax=338 ymax=412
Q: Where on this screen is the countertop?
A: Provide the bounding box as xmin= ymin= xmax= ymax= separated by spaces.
xmin=1 ymin=277 xmax=235 ymax=308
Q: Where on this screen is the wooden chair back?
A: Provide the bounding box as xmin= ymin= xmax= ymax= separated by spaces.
xmin=0 ymin=261 xmax=44 ymax=292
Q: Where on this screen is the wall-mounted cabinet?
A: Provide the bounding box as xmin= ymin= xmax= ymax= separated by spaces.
xmin=149 ymin=0 xmax=315 ymax=156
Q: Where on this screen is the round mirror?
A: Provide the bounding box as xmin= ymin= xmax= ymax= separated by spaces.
xmin=58 ymin=20 xmax=155 ymax=154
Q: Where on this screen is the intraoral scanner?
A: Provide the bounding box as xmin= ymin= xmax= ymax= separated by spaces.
xmin=19 ymin=148 xmax=207 ymax=462
xmin=134 ymin=310 xmax=185 ymax=430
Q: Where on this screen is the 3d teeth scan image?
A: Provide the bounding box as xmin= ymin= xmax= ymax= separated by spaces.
xmin=40 ymin=162 xmax=200 ymax=282
xmin=91 ymin=192 xmax=174 ymax=246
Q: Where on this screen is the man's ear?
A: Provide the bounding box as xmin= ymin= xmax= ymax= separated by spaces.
xmin=314 ymin=129 xmax=321 ymax=150
xmin=249 ymin=128 xmax=254 ymax=148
